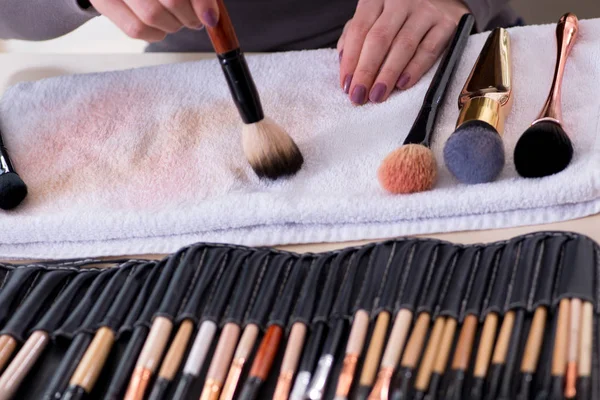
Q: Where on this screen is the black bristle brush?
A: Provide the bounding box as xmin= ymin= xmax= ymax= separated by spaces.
xmin=378 ymin=13 xmax=474 ymax=194
xmin=0 ymin=129 xmax=27 ymax=210
xmin=514 ymin=13 xmax=578 ymax=178
xmin=205 ymin=0 xmax=303 ymax=180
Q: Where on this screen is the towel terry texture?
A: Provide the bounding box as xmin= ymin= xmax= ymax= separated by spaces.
xmin=1 ymin=19 xmax=600 ymax=259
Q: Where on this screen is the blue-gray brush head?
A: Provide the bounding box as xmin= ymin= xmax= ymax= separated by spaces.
xmin=513 ymin=121 xmax=573 ymax=178
xmin=443 ymin=120 xmax=505 ymax=184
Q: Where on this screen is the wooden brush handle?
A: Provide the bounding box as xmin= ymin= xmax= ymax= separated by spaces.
xmin=536 ymin=13 xmax=578 ymax=124
xmin=206 ymin=0 xmax=240 ymax=54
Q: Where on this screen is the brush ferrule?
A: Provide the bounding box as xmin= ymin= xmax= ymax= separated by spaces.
xmin=457 ymin=28 xmax=512 ymax=135
xmin=307 ymin=355 xmax=334 ymax=399
xmin=218 ymin=49 xmax=264 ymax=124
xmin=0 ymin=145 xmax=15 ymax=174
xmin=457 ymin=97 xmax=504 ymax=135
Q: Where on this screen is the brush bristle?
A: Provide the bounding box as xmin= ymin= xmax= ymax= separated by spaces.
xmin=514 ymin=121 xmax=573 ymax=178
xmin=242 ymin=117 xmax=304 ymax=180
xmin=0 ymin=172 xmax=27 ymax=210
xmin=378 ymin=144 xmax=437 ymax=194
xmin=443 ymin=120 xmax=505 ymax=184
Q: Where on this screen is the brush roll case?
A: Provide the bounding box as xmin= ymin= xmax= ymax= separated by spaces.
xmin=0 ymin=231 xmax=597 ymax=400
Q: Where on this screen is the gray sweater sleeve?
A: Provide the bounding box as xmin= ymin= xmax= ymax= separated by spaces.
xmin=463 ymin=0 xmax=515 ymax=31
xmin=0 ymin=0 xmax=97 ymax=40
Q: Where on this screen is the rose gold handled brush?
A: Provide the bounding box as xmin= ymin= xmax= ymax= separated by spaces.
xmin=514 ymin=13 xmax=578 ymax=178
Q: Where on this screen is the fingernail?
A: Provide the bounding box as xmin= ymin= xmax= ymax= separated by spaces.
xmin=369 ymin=83 xmax=387 ymax=103
xmin=202 ymin=9 xmax=218 ymax=27
xmin=193 ymin=23 xmax=204 ymax=30
xmin=351 ymin=85 xmax=367 ymax=105
xmin=343 ymin=74 xmax=352 ymax=94
xmin=339 ymin=50 xmax=343 ymax=62
xmin=396 ymin=73 xmax=410 ymax=90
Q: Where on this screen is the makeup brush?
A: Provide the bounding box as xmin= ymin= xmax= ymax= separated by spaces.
xmin=62 ymin=262 xmax=155 ymax=400
xmin=42 ymin=263 xmax=135 ymax=400
xmin=378 ymin=13 xmax=474 ymax=194
xmin=516 ymin=307 xmax=548 ymax=400
xmin=240 ymin=256 xmax=310 ymax=400
xmin=550 ymin=299 xmax=569 ymax=400
xmin=219 ymin=254 xmax=293 ymax=400
xmin=483 ymin=310 xmax=515 ymax=400
xmin=564 ymin=298 xmax=582 ymax=399
xmin=443 ymin=27 xmax=513 ymax=184
xmin=103 ymin=254 xmax=180 ymax=400
xmin=290 ymin=252 xmax=349 ymax=400
xmin=205 ymin=0 xmax=303 ymax=180
xmin=124 ymin=246 xmax=207 ymax=400
xmin=332 ymin=245 xmax=388 ymax=400
xmin=148 ymin=249 xmax=231 ymax=400
xmin=514 ymin=13 xmax=578 ymax=178
xmin=0 ymin=271 xmax=99 ymax=400
xmin=576 ymin=301 xmax=592 ymax=400
xmin=302 ymin=250 xmax=358 ymax=400
xmin=355 ymin=242 xmax=413 ymax=400
xmin=0 ymin=268 xmax=73 ymax=380
xmin=272 ymin=256 xmax=329 ymax=400
xmin=0 ymin=131 xmax=27 ymax=210
xmin=172 ymin=250 xmax=251 ymax=400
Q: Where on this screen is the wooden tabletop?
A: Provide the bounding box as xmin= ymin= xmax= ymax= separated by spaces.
xmin=0 ymin=52 xmax=598 ymax=261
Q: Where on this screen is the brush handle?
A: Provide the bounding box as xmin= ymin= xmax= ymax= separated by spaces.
xmin=404 ymin=13 xmax=474 ymax=146
xmin=205 ymin=0 xmax=264 ymax=124
xmin=205 ymin=0 xmax=239 ymax=54
xmin=535 ymin=13 xmax=578 ymax=125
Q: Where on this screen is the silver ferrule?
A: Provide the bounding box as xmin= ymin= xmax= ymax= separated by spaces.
xmin=290 ymin=371 xmax=312 ymax=400
xmin=306 ymin=355 xmax=335 ymax=399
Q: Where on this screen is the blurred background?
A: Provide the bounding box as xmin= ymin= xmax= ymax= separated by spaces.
xmin=0 ymin=0 xmax=598 ymax=53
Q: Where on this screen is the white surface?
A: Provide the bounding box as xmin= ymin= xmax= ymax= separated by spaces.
xmin=0 ymin=19 xmax=599 ymax=259
xmin=0 ymin=17 xmax=145 ymax=53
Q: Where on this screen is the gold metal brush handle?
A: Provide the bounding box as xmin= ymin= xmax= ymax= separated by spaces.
xmin=535 ymin=13 xmax=579 ymax=124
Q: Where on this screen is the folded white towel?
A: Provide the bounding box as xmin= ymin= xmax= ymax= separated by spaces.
xmin=0 ymin=19 xmax=599 ymax=259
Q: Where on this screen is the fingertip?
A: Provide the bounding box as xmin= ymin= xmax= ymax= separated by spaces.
xmin=369 ymin=82 xmax=387 ymax=103
xmin=201 ymin=9 xmax=218 ymax=27
xmin=396 ymin=73 xmax=411 ymax=90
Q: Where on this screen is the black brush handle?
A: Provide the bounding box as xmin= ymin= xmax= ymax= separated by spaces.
xmin=147 ymin=377 xmax=170 ymax=400
xmin=516 ymin=373 xmax=533 ymax=400
xmin=0 ymin=132 xmax=15 ymax=174
xmin=390 ymin=366 xmax=414 ymax=400
xmin=404 ymin=13 xmax=475 ymax=147
xmin=218 ymin=50 xmax=264 ymax=124
xmin=425 ymin=372 xmax=441 ymax=400
xmin=484 ymin=364 xmax=504 ymax=400
xmin=577 ymin=377 xmax=591 ymax=400
xmin=172 ymin=374 xmax=196 ymax=400
xmin=445 ymin=369 xmax=466 ymax=400
xmin=61 ymin=386 xmax=86 ymax=400
xmin=469 ymin=377 xmax=484 ymax=400
xmin=238 ymin=377 xmax=263 ymax=400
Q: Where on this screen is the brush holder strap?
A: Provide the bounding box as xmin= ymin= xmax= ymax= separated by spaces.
xmin=268 ymin=256 xmax=311 ymax=328
xmin=198 ymin=249 xmax=250 ymax=325
xmin=175 ymin=247 xmax=230 ymax=326
xmin=244 ymin=253 xmax=294 ymax=330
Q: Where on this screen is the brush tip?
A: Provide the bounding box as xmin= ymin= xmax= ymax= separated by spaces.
xmin=242 ymin=117 xmax=303 ymax=180
xmin=514 ymin=121 xmax=573 ymax=178
xmin=378 ymin=144 xmax=437 ymax=194
xmin=0 ymin=172 xmax=27 ymax=210
xmin=443 ymin=120 xmax=505 ymax=184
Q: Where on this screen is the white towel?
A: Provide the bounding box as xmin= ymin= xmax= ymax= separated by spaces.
xmin=1 ymin=19 xmax=599 ymax=259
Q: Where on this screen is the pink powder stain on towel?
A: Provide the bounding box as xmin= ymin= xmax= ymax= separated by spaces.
xmin=17 ymin=89 xmax=248 ymax=211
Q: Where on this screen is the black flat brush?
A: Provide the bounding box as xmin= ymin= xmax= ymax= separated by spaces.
xmin=206 ymin=0 xmax=303 ymax=180
xmin=378 ymin=13 xmax=474 ymax=194
xmin=0 ymin=130 xmax=27 ymax=210
xmin=514 ymin=13 xmax=578 ymax=178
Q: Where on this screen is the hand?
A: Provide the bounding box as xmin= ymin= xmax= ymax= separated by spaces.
xmin=89 ymin=0 xmax=220 ymax=42
xmin=338 ymin=0 xmax=470 ymax=104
